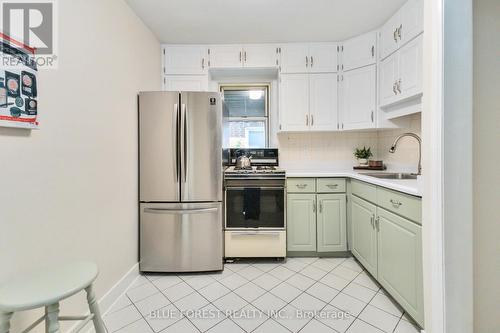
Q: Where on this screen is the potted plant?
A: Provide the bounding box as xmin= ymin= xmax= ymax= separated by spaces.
xmin=354 ymin=146 xmax=373 ymax=166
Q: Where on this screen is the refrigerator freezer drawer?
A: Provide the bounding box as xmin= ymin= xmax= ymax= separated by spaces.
xmin=140 ymin=202 xmax=223 ymax=272
xmin=224 ymin=230 xmax=286 ymax=258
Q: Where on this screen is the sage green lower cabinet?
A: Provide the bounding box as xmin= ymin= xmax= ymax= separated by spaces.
xmin=351 ymin=195 xmax=378 ymax=277
xmin=286 ymin=193 xmax=317 ymax=252
xmin=377 ymin=207 xmax=424 ymax=326
xmin=317 ymin=194 xmax=347 ymax=252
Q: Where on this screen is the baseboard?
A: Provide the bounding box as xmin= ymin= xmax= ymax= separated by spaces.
xmin=99 ymin=262 xmax=140 ymax=315
xmin=71 ymin=262 xmax=140 ymax=333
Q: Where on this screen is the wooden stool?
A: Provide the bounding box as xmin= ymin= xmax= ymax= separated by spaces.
xmin=0 ymin=261 xmax=106 ymax=333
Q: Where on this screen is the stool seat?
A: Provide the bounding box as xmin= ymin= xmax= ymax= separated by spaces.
xmin=0 ymin=261 xmax=98 ymax=312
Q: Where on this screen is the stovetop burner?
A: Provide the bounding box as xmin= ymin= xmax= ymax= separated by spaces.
xmin=256 ymin=166 xmax=276 ymax=171
xmin=234 ymin=166 xmax=252 ymax=171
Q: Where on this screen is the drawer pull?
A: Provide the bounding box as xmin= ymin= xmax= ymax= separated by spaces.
xmin=326 ymin=184 xmax=338 ymax=189
xmin=390 ymin=199 xmax=402 ymax=207
xmin=296 ymin=184 xmax=308 ymax=189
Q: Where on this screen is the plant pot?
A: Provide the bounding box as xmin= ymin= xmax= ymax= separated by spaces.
xmin=358 ymin=158 xmax=368 ymax=166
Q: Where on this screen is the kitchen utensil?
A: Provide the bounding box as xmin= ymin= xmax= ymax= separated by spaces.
xmin=236 ymin=155 xmax=252 ymax=169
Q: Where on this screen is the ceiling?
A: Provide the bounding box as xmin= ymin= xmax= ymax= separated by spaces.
xmin=125 ymin=0 xmax=406 ymax=44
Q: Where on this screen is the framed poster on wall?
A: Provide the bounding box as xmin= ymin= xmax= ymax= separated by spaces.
xmin=0 ymin=32 xmax=38 ymax=129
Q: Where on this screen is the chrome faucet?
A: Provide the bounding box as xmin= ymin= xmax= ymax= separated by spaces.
xmin=389 ymin=133 xmax=422 ymax=175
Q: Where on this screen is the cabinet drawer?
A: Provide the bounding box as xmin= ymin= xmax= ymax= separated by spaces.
xmin=377 ymin=187 xmax=422 ymax=224
xmin=351 ymin=179 xmax=377 ymax=203
xmin=287 ymin=178 xmax=316 ymax=193
xmin=317 ymin=178 xmax=346 ymax=193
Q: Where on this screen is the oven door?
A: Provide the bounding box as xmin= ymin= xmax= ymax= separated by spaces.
xmin=225 ymin=186 xmax=285 ymax=229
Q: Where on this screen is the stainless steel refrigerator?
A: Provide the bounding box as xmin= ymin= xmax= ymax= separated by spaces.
xmin=139 ymin=91 xmax=223 ymax=272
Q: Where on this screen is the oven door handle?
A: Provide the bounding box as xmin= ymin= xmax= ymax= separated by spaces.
xmin=231 ymin=232 xmax=282 ymax=236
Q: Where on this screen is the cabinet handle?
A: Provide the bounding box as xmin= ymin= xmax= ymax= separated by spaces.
xmin=239 ymin=51 xmax=242 ymax=63
xmin=244 ymin=51 xmax=247 ymax=62
xmin=310 ymin=56 xmax=314 ymax=67
xmin=396 ymin=79 xmax=402 ymax=93
xmin=319 ymin=200 xmax=323 ymax=213
xmin=296 ymin=184 xmax=308 ymax=189
xmin=326 ymin=184 xmax=338 ymax=189
xmin=398 ymin=24 xmax=402 ymax=40
xmin=306 ymin=56 xmax=309 ymax=67
xmin=375 ymin=216 xmax=380 ymax=230
xmin=311 ymin=115 xmax=314 ymax=126
xmin=393 ymin=28 xmax=398 ymax=42
xmin=371 ymin=45 xmax=375 ymax=58
xmin=393 ymin=82 xmax=398 ymax=95
xmin=201 ymin=58 xmax=205 ymax=69
xmin=371 ymin=111 xmax=374 ymax=122
xmin=306 ymin=114 xmax=309 ymax=126
xmin=313 ymin=201 xmax=317 ymax=213
xmin=370 ymin=215 xmax=375 ymax=228
xmin=390 ymin=199 xmax=403 ymax=207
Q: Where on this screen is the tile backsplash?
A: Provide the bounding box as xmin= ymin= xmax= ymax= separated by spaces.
xmin=277 ymin=114 xmax=421 ymax=172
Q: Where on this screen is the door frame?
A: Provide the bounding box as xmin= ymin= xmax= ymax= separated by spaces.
xmin=422 ymin=0 xmax=473 ymax=332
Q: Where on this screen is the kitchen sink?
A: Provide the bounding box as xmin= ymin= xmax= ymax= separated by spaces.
xmin=361 ymin=172 xmax=418 ymax=180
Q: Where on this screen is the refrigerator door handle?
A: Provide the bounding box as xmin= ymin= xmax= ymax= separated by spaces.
xmin=174 ymin=103 xmax=179 ymax=182
xmin=181 ymin=103 xmax=188 ymax=183
xmin=144 ymin=207 xmax=218 ymax=214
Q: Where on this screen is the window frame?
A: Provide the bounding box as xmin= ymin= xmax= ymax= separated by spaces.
xmin=220 ymin=83 xmax=270 ymax=148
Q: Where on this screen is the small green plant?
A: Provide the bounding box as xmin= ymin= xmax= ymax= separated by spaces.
xmin=354 ymin=146 xmax=373 ymax=159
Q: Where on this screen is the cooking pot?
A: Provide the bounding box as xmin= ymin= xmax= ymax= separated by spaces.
xmin=236 ymin=155 xmax=252 ymax=169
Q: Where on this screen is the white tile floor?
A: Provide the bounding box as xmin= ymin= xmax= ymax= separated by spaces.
xmin=104 ymin=257 xmax=422 ymax=333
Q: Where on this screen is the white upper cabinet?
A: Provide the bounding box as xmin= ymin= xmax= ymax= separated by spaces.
xmin=279 ymin=74 xmax=310 ymax=131
xmin=379 ymin=0 xmax=423 ymax=60
xmin=397 ymin=35 xmax=423 ymax=101
xmin=379 ymin=34 xmax=422 ymax=108
xmin=379 ymin=12 xmax=401 ymax=61
xmin=308 ymin=43 xmax=338 ymax=73
xmin=309 ymin=73 xmax=338 ymax=131
xmin=399 ymin=0 xmax=424 ymax=46
xmin=280 ymin=44 xmax=310 ymax=73
xmin=340 ymin=31 xmax=377 ymax=72
xmin=340 ymin=65 xmax=376 ymax=130
xmin=208 ymin=45 xmax=243 ymax=68
xmin=281 ymin=43 xmax=337 ymax=73
xmin=243 ymin=44 xmax=280 ymax=68
xmin=379 ymin=51 xmax=400 ymax=107
xmin=163 ymin=45 xmax=208 ymax=75
xmin=279 ymin=73 xmax=338 ymax=132
xmin=163 ymin=75 xmax=208 ymax=92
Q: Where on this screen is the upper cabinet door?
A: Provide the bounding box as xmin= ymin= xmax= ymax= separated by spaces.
xmin=279 ymin=74 xmax=310 ymax=131
xmin=308 ymin=43 xmax=338 ymax=73
xmin=243 ymin=44 xmax=279 ymax=68
xmin=163 ymin=75 xmax=208 ymax=92
xmin=399 ymin=0 xmax=424 ymax=46
xmin=209 ymin=45 xmax=243 ymax=68
xmin=341 ymin=31 xmax=377 ymax=72
xmin=340 ymin=65 xmax=376 ymax=130
xmin=164 ymin=45 xmax=207 ymax=75
xmin=280 ymin=44 xmax=309 ymax=73
xmin=379 ymin=11 xmax=401 ymax=60
xmin=309 ymin=73 xmax=338 ymax=131
xmin=398 ymin=35 xmax=423 ymax=101
xmin=379 ymin=51 xmax=400 ymax=107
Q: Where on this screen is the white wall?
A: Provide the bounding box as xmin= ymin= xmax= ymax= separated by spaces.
xmin=0 ymin=0 xmax=160 ymax=331
xmin=473 ymin=0 xmax=500 ymax=331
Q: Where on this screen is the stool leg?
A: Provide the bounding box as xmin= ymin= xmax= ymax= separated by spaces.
xmin=0 ymin=312 xmax=13 ymax=333
xmin=85 ymin=285 xmax=106 ymax=333
xmin=45 ymin=303 xmax=60 ymax=333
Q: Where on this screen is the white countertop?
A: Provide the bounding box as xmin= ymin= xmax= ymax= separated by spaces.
xmin=285 ymin=169 xmax=422 ymax=197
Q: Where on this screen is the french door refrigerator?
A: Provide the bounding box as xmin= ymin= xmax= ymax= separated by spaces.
xmin=139 ymin=91 xmax=223 ymax=272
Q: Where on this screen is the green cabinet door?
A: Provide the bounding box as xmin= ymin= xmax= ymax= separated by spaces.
xmin=317 ymin=194 xmax=347 ymax=252
xmin=377 ymin=207 xmax=424 ymax=326
xmin=287 ymin=194 xmax=317 ymax=252
xmin=351 ymin=195 xmax=378 ymax=277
